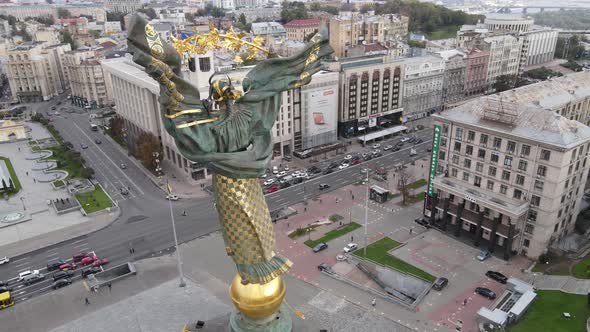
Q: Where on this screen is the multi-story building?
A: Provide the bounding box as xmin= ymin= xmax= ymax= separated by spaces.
xmin=484 ymin=14 xmax=534 ymax=33
xmin=64 ymin=48 xmax=112 ymax=109
xmin=463 ymin=48 xmax=489 ymax=97
xmin=234 ymin=0 xmax=269 ymax=7
xmin=437 ymin=50 xmax=466 ymax=107
xmin=324 ymin=55 xmax=404 ymax=138
xmin=426 ymin=92 xmax=590 ymax=259
xmin=519 ymin=27 xmax=558 ymax=67
xmin=214 ymin=0 xmax=235 ymax=10
xmin=6 ymin=42 xmax=71 ymax=103
xmin=34 ymin=27 xmax=60 ymax=46
xmin=60 ymin=18 xmax=92 ymax=47
xmin=284 ymin=19 xmax=320 ymax=42
xmin=400 ymin=55 xmax=446 ymax=123
xmin=231 ymin=7 xmax=281 ymax=23
xmin=105 ymin=0 xmax=142 ymax=14
xmin=0 ymin=4 xmax=105 ymax=22
xmin=251 ymin=22 xmax=286 ymax=45
xmin=329 ymin=11 xmax=409 ymax=58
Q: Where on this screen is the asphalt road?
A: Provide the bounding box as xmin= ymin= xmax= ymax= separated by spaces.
xmin=0 ymin=101 xmax=434 ymax=303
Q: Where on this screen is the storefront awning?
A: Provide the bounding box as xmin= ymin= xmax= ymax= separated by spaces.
xmin=357 ymin=125 xmax=408 ymax=143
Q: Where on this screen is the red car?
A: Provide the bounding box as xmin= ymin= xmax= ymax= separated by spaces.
xmin=80 ymin=256 xmax=98 ymax=266
xmin=92 ymin=258 xmax=109 ymax=268
xmin=351 ymin=159 xmax=361 ymax=165
xmin=72 ymin=252 xmax=90 ymax=262
xmin=59 ymin=263 xmax=77 ymax=271
xmin=266 ymin=185 xmax=279 ymax=193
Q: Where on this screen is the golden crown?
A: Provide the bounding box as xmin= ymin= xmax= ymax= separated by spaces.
xmin=170 ymin=26 xmax=271 ymax=65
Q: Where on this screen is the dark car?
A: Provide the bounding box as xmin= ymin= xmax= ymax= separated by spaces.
xmin=362 ymin=154 xmax=373 ymax=161
xmin=322 ymin=168 xmax=334 ymax=175
xmin=82 ymin=267 xmax=102 ymax=278
xmin=80 ymin=143 xmax=88 ymax=149
xmin=414 ymin=217 xmax=430 ymax=228
xmin=51 ymin=106 xmax=57 ymax=110
xmin=308 ymin=166 xmax=321 ymax=174
xmin=73 ymin=252 xmax=89 ymax=262
xmin=328 ymin=162 xmax=340 ymax=169
xmin=408 ymin=137 xmax=416 ymax=143
xmin=317 ymin=263 xmax=334 ymax=274
xmin=392 ymin=147 xmax=401 ymax=152
xmin=486 ymin=271 xmax=508 ymax=284
xmin=432 ymin=277 xmax=448 ymax=291
xmin=47 ymin=258 xmax=67 ymax=272
xmin=53 ymin=270 xmax=74 ymax=281
xmin=0 ymin=286 xmax=13 ymax=294
xmin=279 ymin=181 xmax=291 ymax=189
xmin=95 ymin=139 xmax=102 ymax=144
xmin=312 ymin=243 xmax=328 ymax=253
xmin=414 ymin=138 xmax=423 ymax=144
xmin=319 ymin=184 xmax=330 ymax=190
xmin=292 ymin=177 xmax=304 ymax=184
xmin=120 ymin=188 xmax=129 ymax=195
xmin=475 ymin=287 xmax=497 ymax=300
xmin=52 ymin=278 xmax=72 ymax=289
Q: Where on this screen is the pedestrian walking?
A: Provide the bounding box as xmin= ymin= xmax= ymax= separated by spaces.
xmin=108 ymin=283 xmax=112 ymax=291
xmin=304 ymin=207 xmax=307 ymax=212
xmin=26 ymin=171 xmax=28 ymax=176
xmin=129 ymin=248 xmax=133 ymax=255
xmin=463 ymin=299 xmax=467 ymax=306
xmin=371 ymin=298 xmax=376 ymax=307
xmin=132 ymin=248 xmax=135 ymax=254
xmin=33 ymin=178 xmax=36 ymax=183
xmin=287 ymin=222 xmax=290 ymax=228
xmin=18 ymin=147 xmax=20 ymax=151
xmin=85 ymin=297 xmax=90 ymax=305
xmin=182 ymin=210 xmax=187 ymax=216
xmin=409 ymin=228 xmax=413 ymax=234
xmin=352 ymin=195 xmax=355 ymax=200
xmin=351 ymin=236 xmax=354 ymax=242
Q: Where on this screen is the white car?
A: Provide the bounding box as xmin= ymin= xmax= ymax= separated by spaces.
xmin=0 ymin=256 xmax=9 ymax=265
xmin=277 ymin=171 xmax=287 ymax=177
xmin=272 ymin=166 xmax=278 ymax=174
xmin=263 ymin=179 xmax=275 ymax=186
xmin=260 ymin=173 xmax=268 ymax=178
xmin=292 ymin=171 xmax=301 ymax=177
xmin=383 ymin=145 xmax=393 ymax=151
xmin=372 ymin=144 xmax=381 ymax=149
xmin=18 ymin=270 xmax=40 ymax=281
xmin=400 ymin=137 xmax=410 ymax=143
xmin=344 ymin=154 xmax=352 ymax=160
xmin=343 ymin=243 xmax=358 ymax=253
xmin=284 ymin=166 xmax=290 ymax=171
xmin=298 ymin=172 xmax=308 ymax=178
xmin=166 ymin=193 xmax=179 ymax=201
xmin=339 ymin=163 xmax=350 ymax=170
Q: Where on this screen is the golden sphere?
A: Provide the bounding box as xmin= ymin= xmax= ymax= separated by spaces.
xmin=229 ymin=274 xmax=286 ymax=320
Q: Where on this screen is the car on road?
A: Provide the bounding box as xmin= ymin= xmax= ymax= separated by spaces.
xmin=400 ymin=137 xmax=410 ymax=143
xmin=308 ymin=166 xmax=321 ymax=174
xmin=92 ymin=258 xmax=109 ymax=268
xmin=322 ymin=168 xmax=334 ymax=175
xmin=336 ymin=254 xmax=347 ymax=262
xmin=392 ymin=146 xmax=401 ymax=152
xmin=263 ymin=179 xmax=275 ymax=186
xmin=414 ymin=217 xmax=430 ymax=228
xmin=339 ymin=163 xmax=350 ymax=170
xmin=53 ymin=270 xmax=74 ymax=281
xmin=476 ymin=250 xmax=491 ymax=261
xmin=51 ymin=106 xmax=56 ymax=111
xmin=414 ymin=138 xmax=423 ymax=144
xmin=317 ymin=263 xmax=335 ymax=274
xmin=371 ymin=144 xmax=381 ymax=149
xmin=0 ymin=256 xmax=9 ymax=265
xmin=277 ymin=171 xmax=287 ymax=177
xmin=23 ymin=273 xmax=45 ymax=286
xmin=351 ymin=159 xmax=361 ymax=165
xmin=59 ymin=263 xmax=77 ymax=271
xmin=266 ymin=184 xmax=279 ymax=193
xmin=47 ymin=259 xmax=66 ymax=272
xmin=72 ymin=253 xmax=90 ymax=262
xmin=371 ymin=150 xmax=382 ymax=157
xmin=408 ymin=137 xmax=416 ymax=143
xmin=80 ymin=143 xmax=88 ymax=149
xmin=18 ymin=270 xmax=40 ymax=281
xmin=82 ymin=267 xmax=102 ymax=278
xmin=120 ymin=163 xmax=127 ymax=169
xmin=475 ymin=287 xmax=496 ymax=300
xmin=292 ymin=177 xmax=304 ymax=184
xmin=328 ymin=162 xmax=340 ymax=170
xmin=319 ymin=183 xmax=330 ymax=190
xmin=486 ymin=271 xmax=508 ymax=284
xmin=344 ymin=154 xmax=352 ymax=160
xmin=166 ymin=193 xmax=179 ymax=201
xmin=120 ymin=188 xmax=129 ymax=195
xmin=283 ymin=166 xmax=290 ymax=171
xmin=272 ymin=166 xmax=278 ymax=174
xmin=52 ymin=278 xmax=72 ymax=290
xmin=432 ymin=277 xmax=448 ymax=291
xmin=383 ymin=145 xmax=393 ymax=151
xmin=362 ymin=154 xmax=373 ymax=161
xmin=343 ymin=243 xmax=358 ymax=253
xmin=95 ymin=139 xmax=102 ymax=144
xmin=80 ymin=256 xmax=98 ymax=266
xmin=259 ymin=173 xmax=267 ymax=178
xmin=0 ymin=286 xmax=13 ymax=294
xmin=312 ymin=243 xmax=328 ymax=253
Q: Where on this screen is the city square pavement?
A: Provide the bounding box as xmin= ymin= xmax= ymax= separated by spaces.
xmin=0 ymin=123 xmax=119 ymax=258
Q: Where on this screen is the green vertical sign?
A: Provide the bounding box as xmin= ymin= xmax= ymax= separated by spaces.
xmin=427 ymin=125 xmax=441 ymax=197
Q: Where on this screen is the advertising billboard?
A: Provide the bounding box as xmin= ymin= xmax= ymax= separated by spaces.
xmin=307 ymin=88 xmax=337 ymax=137
xmin=427 ymin=124 xmax=441 ymax=197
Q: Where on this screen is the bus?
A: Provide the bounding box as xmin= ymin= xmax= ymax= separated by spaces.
xmin=90 ymin=124 xmax=98 ymax=131
xmin=0 ymin=291 xmax=14 ymax=310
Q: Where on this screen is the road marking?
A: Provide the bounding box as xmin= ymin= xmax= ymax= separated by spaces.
xmin=71 ymin=121 xmax=145 ymax=195
xmin=46 ymin=252 xmax=59 ymax=258
xmin=72 ymin=238 xmax=86 ymax=244
xmin=73 ymin=242 xmax=88 ymax=248
xmin=11 ymin=257 xmax=28 ymax=263
xmin=14 ymin=262 xmax=29 ymax=268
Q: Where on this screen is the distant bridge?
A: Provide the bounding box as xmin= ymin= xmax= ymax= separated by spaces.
xmin=494 ymin=6 xmax=590 ymax=13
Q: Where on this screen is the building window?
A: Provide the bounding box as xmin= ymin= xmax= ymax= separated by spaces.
xmin=452 ymin=155 xmax=459 ymax=165
xmin=487 ymin=180 xmax=494 ymax=190
xmin=537 ymin=165 xmax=547 ymax=177
xmin=451 ymin=168 xmax=458 ymax=177
xmin=558 ymin=209 xmax=562 ymax=218
xmin=493 ymin=137 xmax=502 ymax=149
xmin=518 ymin=160 xmax=528 ymax=171
xmin=466 ymin=145 xmax=473 ymax=156
xmin=442 ymin=124 xmax=449 ymax=135
xmin=540 ymin=149 xmax=551 ymax=161
xmin=516 ymin=175 xmax=525 ymax=186
xmin=565 ymin=179 xmax=569 ymax=189
xmin=531 ymin=195 xmax=541 ymax=207
xmin=198 ymin=57 xmax=211 ymax=72
xmin=463 ymin=172 xmax=470 ymax=181
xmin=439 ymin=151 xmax=446 ymax=161
xmin=490 ymin=153 xmax=499 ymax=163
xmin=464 ymin=159 xmax=471 ymax=168
xmin=488 ymin=166 xmax=497 ymax=177
xmin=454 ymin=142 xmax=461 ymax=152
xmin=504 ymin=156 xmax=513 ymax=167
xmin=528 ymin=209 xmax=537 ymax=221
xmin=455 ymin=127 xmax=463 ymax=140
xmin=525 ymin=223 xmax=535 ymax=235
xmin=441 ymin=137 xmax=447 ymax=147
xmin=513 ymin=189 xmax=522 ymax=199
xmin=474 ymin=176 xmax=481 ymax=187
xmin=467 ymin=130 xmax=475 ymax=141
xmin=534 ymin=180 xmax=544 ymax=192
xmin=480 ymin=134 xmax=488 ymax=145
xmin=523 ymin=239 xmax=530 ymax=248
xmin=500 ymin=184 xmax=508 ymax=194
xmin=507 ymin=141 xmax=516 ymax=153
xmin=478 ymin=148 xmax=486 ymax=159
xmin=501 ymin=170 xmax=510 ymax=181
xmin=554 ymin=224 xmax=559 ymax=232
xmin=476 ymin=162 xmax=483 ymax=172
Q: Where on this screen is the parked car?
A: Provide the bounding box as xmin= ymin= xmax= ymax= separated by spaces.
xmin=392 ymin=147 xmax=401 ymax=152
xmin=292 ymin=177 xmax=304 ymax=184
xmin=263 ymin=179 xmax=275 ymax=186
xmin=18 ymin=270 xmax=40 ymax=281
xmin=166 ymin=193 xmax=179 ymax=201
xmin=120 ymin=163 xmax=127 ymax=169
xmin=47 ymin=259 xmax=66 ymax=272
xmin=51 ymin=106 xmax=57 ymax=110
xmin=266 ymin=184 xmax=279 ymax=193
xmin=120 ymin=188 xmax=129 ymax=195
xmin=408 ymin=137 xmax=416 ymax=143
xmin=0 ymin=256 xmax=9 ymax=265
xmin=476 ymin=250 xmax=491 ymax=261
xmin=371 ymin=150 xmax=382 ymax=157
xmin=72 ymin=253 xmax=89 ymax=262
xmin=59 ymin=263 xmax=77 ymax=271
xmin=486 ymin=271 xmax=508 ymax=284
xmin=322 ymin=168 xmax=334 ymax=175
xmin=400 ymin=137 xmax=410 ymax=143
xmin=0 ymin=286 xmax=12 ymax=294
xmin=336 ymin=255 xmax=347 ymax=262
xmin=371 ymin=144 xmax=381 ymax=149
xmin=432 ymin=277 xmax=449 ymax=291
xmin=23 ymin=273 xmax=45 ymax=286
xmin=283 ymin=166 xmax=289 ymax=171
xmin=52 ymin=278 xmax=72 ymax=289
xmin=362 ymin=154 xmax=373 ymax=161
xmin=272 ymin=166 xmax=278 ymax=174
xmin=414 ymin=138 xmax=423 ymax=144
xmin=92 ymin=258 xmax=109 ymax=268
xmin=343 ymin=243 xmax=358 ymax=253
xmin=82 ymin=267 xmax=102 ymax=278
xmin=95 ymin=139 xmax=102 ymax=144
xmin=312 ymin=243 xmax=328 ymax=253
xmin=344 ymin=154 xmax=352 ymax=160
xmin=414 ymin=217 xmax=430 ymax=228
xmin=277 ymin=171 xmax=287 ymax=177
xmin=351 ymin=159 xmax=361 ymax=165
xmin=80 ymin=256 xmax=98 ymax=266
xmin=317 ymin=263 xmax=335 ymax=274
xmin=52 ymin=270 xmax=74 ymax=281
xmin=319 ymin=183 xmax=330 ymax=190
xmin=339 ymin=163 xmax=350 ymax=170
xmin=475 ymin=287 xmax=496 ymax=300
xmin=383 ymin=145 xmax=393 ymax=151
xmin=308 ymin=166 xmax=321 ymax=174
xmin=80 ymin=143 xmax=88 ymax=149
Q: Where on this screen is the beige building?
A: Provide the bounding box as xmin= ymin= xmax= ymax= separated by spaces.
xmin=6 ymin=42 xmax=71 ymax=103
xmin=34 ymin=27 xmax=60 ymax=46
xmin=0 ymin=120 xmax=27 ymax=142
xmin=284 ymin=19 xmax=320 ymax=42
xmin=104 ymin=0 xmax=142 ymax=14
xmin=64 ymin=49 xmax=113 ymax=109
xmin=329 ymin=11 xmax=409 ymax=58
xmin=0 ymin=4 xmax=105 ymax=22
xmin=427 ymin=93 xmax=590 ymax=259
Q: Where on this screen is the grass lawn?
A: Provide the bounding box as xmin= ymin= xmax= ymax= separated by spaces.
xmin=46 ymin=146 xmax=83 ymax=179
xmin=572 ymin=253 xmax=590 ymax=279
xmin=75 ymin=185 xmax=113 ymax=214
xmin=53 ymin=180 xmax=65 ymax=188
xmin=398 ymin=192 xmax=426 ymax=206
xmin=353 ymin=237 xmax=436 ymax=282
xmin=0 ymin=157 xmax=22 ymax=195
xmin=510 ymin=290 xmax=590 ymax=332
xmin=425 ymin=26 xmax=460 ymax=40
xmin=531 ymin=253 xmax=571 ymax=276
xmin=407 ymin=179 xmax=427 ymax=190
xmin=304 ymin=222 xmax=362 ymax=248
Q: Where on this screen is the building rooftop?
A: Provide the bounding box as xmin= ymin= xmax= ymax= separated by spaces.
xmin=251 ymin=22 xmax=286 ymax=35
xmin=436 ymin=49 xmax=466 ymax=61
xmin=284 ymin=19 xmax=321 ymax=28
xmin=436 ymin=86 xmax=590 ymax=149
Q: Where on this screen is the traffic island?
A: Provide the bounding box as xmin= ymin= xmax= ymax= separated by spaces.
xmin=75 ymin=184 xmax=114 ymax=214
xmin=304 ymin=222 xmax=362 ymax=248
xmin=0 ymin=156 xmax=22 ymax=196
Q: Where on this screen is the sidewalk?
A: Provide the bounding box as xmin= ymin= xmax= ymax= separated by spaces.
xmin=522 ymin=272 xmax=590 ymax=295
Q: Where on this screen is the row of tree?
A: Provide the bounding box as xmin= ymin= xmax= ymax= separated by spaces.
xmin=108 ymin=117 xmax=161 ymax=172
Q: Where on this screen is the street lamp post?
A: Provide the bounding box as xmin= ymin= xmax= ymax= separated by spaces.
xmin=364 ymin=170 xmax=369 ymax=256
xmin=20 ymin=197 xmax=26 ymax=211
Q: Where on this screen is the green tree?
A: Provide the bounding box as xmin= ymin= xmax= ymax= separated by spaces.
xmin=57 ymin=8 xmax=71 ymax=19
xmin=89 ymin=29 xmax=101 ymax=39
xmin=238 ymin=13 xmax=247 ymax=26
xmin=360 ymin=4 xmax=375 ymax=13
xmin=137 ymin=6 xmax=157 ymax=20
xmin=134 ymin=132 xmax=161 ymax=170
xmin=35 ymin=15 xmax=55 ymax=26
xmin=185 ymin=12 xmax=195 ymax=22
xmin=210 ymin=6 xmax=225 ymax=18
xmin=61 ymin=30 xmax=76 ymax=50
xmin=493 ymin=75 xmax=517 ymax=93
xmin=80 ymin=167 xmax=95 ymax=179
xmin=280 ymin=1 xmax=308 ymax=23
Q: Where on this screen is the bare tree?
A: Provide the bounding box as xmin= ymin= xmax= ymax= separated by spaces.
xmin=397 ymin=166 xmax=415 ymax=205
xmin=134 ymin=132 xmax=161 ymax=171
